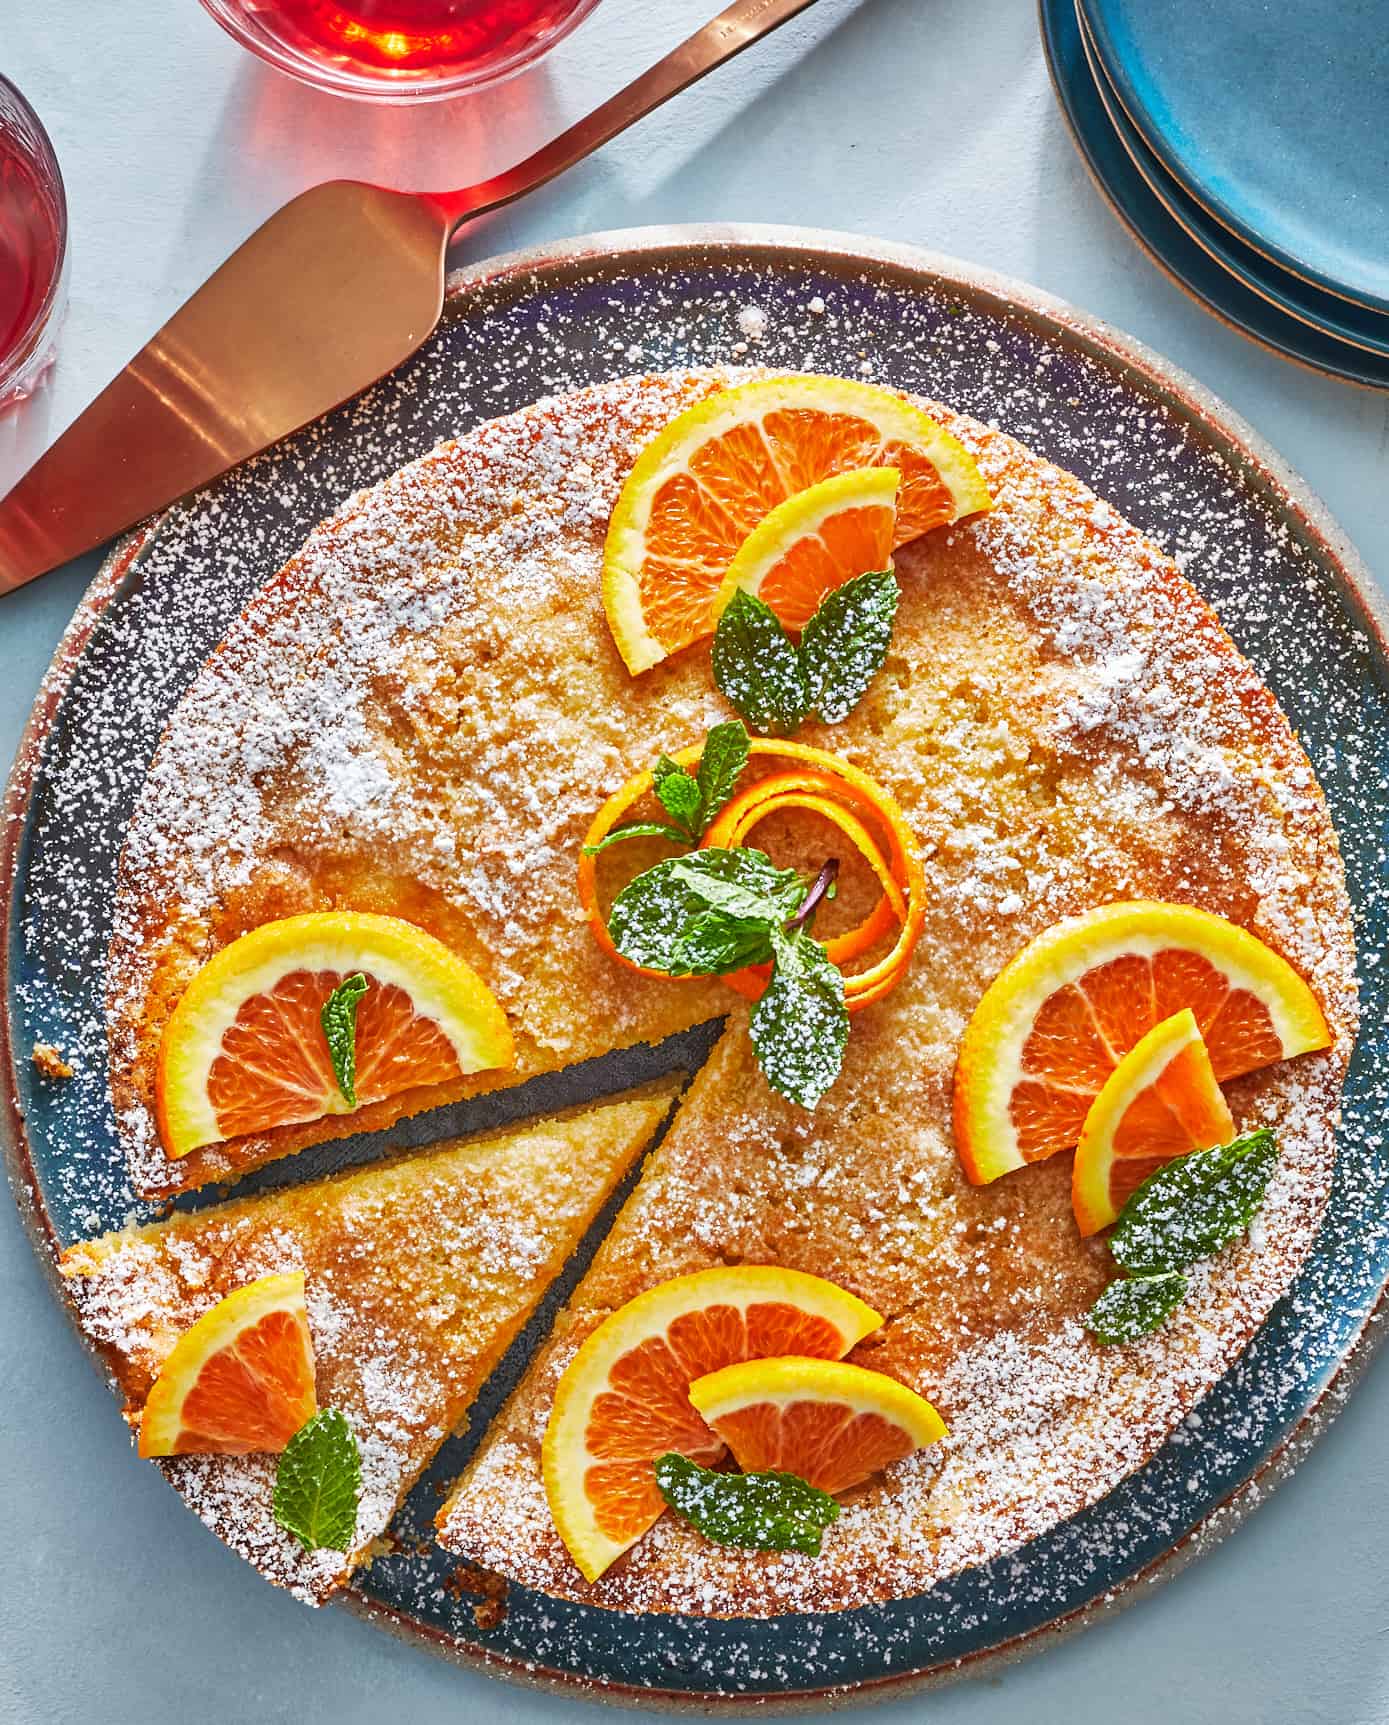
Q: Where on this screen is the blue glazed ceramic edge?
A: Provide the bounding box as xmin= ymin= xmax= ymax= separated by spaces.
xmin=1077 ymin=0 xmax=1389 ymax=317
xmin=1039 ymin=0 xmax=1389 ymax=390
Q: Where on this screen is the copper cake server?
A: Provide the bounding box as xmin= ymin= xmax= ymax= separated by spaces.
xmin=0 ymin=0 xmax=817 ymax=596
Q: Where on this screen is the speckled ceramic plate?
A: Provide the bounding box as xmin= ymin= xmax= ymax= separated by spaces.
xmin=3 ymin=227 xmax=1388 ymax=1708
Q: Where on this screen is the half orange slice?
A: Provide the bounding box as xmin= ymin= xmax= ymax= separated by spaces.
xmin=155 ymin=911 xmax=513 ymax=1158
xmin=541 ymin=1266 xmax=882 ymax=1581
xmin=1071 ymin=1008 xmax=1235 ymax=1236
xmin=602 ymin=375 xmax=993 ymax=672
xmin=687 ymin=1356 xmax=946 ymax=1495
xmin=139 ymin=1272 xmax=317 ymax=1457
xmin=713 ymin=467 xmax=898 ymax=632
xmin=953 ymin=901 xmax=1329 ymax=1185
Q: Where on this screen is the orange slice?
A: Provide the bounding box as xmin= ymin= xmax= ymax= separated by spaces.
xmin=953 ymin=901 xmax=1330 ymax=1185
xmin=1071 ymin=1008 xmax=1235 ymax=1236
xmin=155 ymin=911 xmax=513 ymax=1159
xmin=138 ymin=1272 xmax=317 ymax=1457
xmin=713 ymin=467 xmax=899 ymax=632
xmin=541 ymin=1266 xmax=882 ymax=1581
xmin=602 ymin=375 xmax=993 ymax=672
xmin=687 ymin=1356 xmax=946 ymax=1496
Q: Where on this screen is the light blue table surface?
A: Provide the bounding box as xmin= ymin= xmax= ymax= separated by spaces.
xmin=3 ymin=4 xmax=1388 ymax=1721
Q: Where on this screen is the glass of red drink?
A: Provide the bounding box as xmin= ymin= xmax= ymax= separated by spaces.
xmin=0 ymin=75 xmax=67 ymax=411
xmin=198 ymin=0 xmax=603 ymax=101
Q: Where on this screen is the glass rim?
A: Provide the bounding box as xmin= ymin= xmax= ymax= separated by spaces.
xmin=0 ymin=71 xmax=69 ymax=395
xmin=195 ymin=0 xmax=603 ymax=103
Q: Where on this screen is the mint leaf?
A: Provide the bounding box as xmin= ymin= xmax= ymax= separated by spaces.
xmin=582 ymin=822 xmax=693 ymax=857
xmin=654 ymin=1453 xmax=839 ymax=1556
xmin=750 ymin=926 xmax=848 ymax=1108
xmin=694 ymin=720 xmax=751 ymax=831
xmin=1110 ymin=1129 xmax=1279 ymax=1277
xmin=273 ymin=1409 xmax=361 ymax=1552
xmin=801 ymin=569 xmax=899 ymax=725
xmin=1084 ymin=1272 xmax=1189 ymax=1344
xmin=673 ymin=911 xmax=779 ymax=975
xmin=608 ymin=848 xmax=804 ymax=975
xmin=320 ymin=973 xmax=368 ymax=1108
xmin=653 ymin=756 xmax=702 ymax=837
xmin=668 ymin=856 xmax=806 ymax=924
xmin=712 ymin=591 xmax=810 ymax=736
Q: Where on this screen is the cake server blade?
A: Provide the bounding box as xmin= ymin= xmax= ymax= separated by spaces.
xmin=0 ymin=0 xmax=818 ymax=596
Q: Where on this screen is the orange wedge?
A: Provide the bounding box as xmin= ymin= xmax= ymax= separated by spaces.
xmin=155 ymin=911 xmax=513 ymax=1159
xmin=139 ymin=1272 xmax=317 ymax=1457
xmin=602 ymin=375 xmax=993 ymax=672
xmin=541 ymin=1266 xmax=882 ymax=1581
xmin=953 ymin=901 xmax=1330 ymax=1185
xmin=1071 ymin=1008 xmax=1235 ymax=1236
xmin=687 ymin=1356 xmax=946 ymax=1496
xmin=713 ymin=467 xmax=899 ymax=632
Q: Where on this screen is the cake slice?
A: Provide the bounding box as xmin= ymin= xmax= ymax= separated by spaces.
xmin=58 ymin=1089 xmax=674 ymax=1603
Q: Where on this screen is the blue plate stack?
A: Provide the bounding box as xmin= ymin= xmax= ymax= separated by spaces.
xmin=1040 ymin=0 xmax=1389 ymax=386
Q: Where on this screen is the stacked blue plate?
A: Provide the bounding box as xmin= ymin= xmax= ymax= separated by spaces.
xmin=1040 ymin=0 xmax=1389 ymax=387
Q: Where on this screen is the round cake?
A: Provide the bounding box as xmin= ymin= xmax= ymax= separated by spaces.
xmin=91 ymin=368 xmax=1355 ymax=1615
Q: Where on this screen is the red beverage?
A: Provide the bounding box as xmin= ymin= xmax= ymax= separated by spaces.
xmin=0 ymin=77 xmax=66 ymax=408
xmin=202 ymin=0 xmax=601 ymax=98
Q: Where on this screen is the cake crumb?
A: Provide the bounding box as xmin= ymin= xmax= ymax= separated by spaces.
xmin=31 ymin=1042 xmax=74 ymax=1080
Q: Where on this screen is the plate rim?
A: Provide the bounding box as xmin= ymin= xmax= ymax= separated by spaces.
xmin=1077 ymin=0 xmax=1389 ymax=317
xmin=3 ymin=221 xmax=1387 ymax=1709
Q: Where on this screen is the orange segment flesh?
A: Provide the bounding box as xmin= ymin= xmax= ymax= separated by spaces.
xmin=602 ymin=376 xmax=993 ymax=672
xmin=761 ymin=502 xmax=895 ymax=631
xmin=953 ymin=901 xmax=1330 ymax=1185
xmin=542 ymin=1267 xmax=882 ymax=1580
xmin=1071 ymin=1008 xmax=1236 ymax=1236
xmin=206 ymin=970 xmax=465 ymax=1142
xmin=713 ymin=468 xmax=899 ymax=633
xmin=687 ymin=1356 xmax=947 ymax=1496
xmin=138 ymin=1272 xmax=317 ymax=1457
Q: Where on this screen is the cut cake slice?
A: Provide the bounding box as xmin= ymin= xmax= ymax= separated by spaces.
xmin=58 ymin=1089 xmax=674 ymax=1603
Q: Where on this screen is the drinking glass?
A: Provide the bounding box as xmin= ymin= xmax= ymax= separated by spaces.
xmin=198 ymin=0 xmax=603 ymax=101
xmin=0 ymin=75 xmax=67 ymax=411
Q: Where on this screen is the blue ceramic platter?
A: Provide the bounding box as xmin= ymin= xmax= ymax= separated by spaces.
xmin=1079 ymin=0 xmax=1389 ymax=317
xmin=1074 ymin=5 xmax=1389 ymax=362
xmin=3 ymin=228 xmax=1389 ymax=1705
xmin=1040 ymin=0 xmax=1389 ymax=389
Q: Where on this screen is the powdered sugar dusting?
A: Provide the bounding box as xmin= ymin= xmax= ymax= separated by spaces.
xmin=7 ymin=248 xmax=1387 ymax=1697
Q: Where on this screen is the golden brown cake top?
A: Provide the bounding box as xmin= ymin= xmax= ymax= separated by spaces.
xmin=100 ymin=369 xmax=1355 ymax=1616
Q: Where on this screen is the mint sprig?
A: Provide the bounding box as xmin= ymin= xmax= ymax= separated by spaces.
xmin=1110 ymin=1128 xmax=1279 ymax=1276
xmin=654 ymin=1453 xmax=839 ymax=1556
xmin=801 ymin=569 xmax=900 ymax=725
xmin=694 ymin=720 xmax=751 ymax=828
xmin=605 ymin=846 xmax=850 ymax=1106
xmin=1083 ymin=1272 xmax=1189 ymax=1344
xmin=711 ymin=591 xmax=811 ymax=736
xmin=712 ymin=572 xmax=900 ymax=736
xmin=273 ymin=1409 xmax=361 ymax=1553
xmin=321 ymin=973 xmax=368 ymax=1108
xmin=582 ymin=721 xmax=751 ymax=857
xmin=608 ymin=847 xmax=805 ymax=975
xmin=1084 ymin=1129 xmax=1279 ymax=1347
